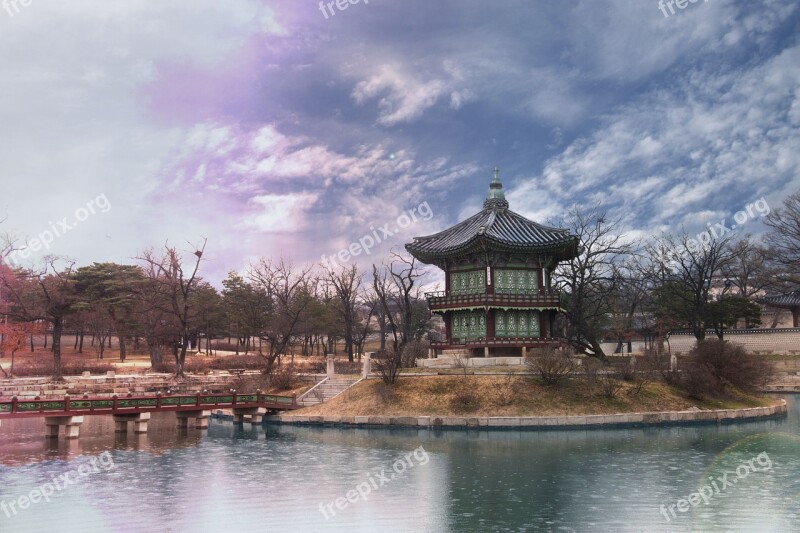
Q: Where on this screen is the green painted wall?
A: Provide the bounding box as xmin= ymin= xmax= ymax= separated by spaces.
xmin=494 ymin=269 xmax=539 ymax=294
xmin=494 ymin=310 xmax=541 ymax=337
xmin=449 ymin=270 xmax=486 ymax=295
xmin=450 ymin=310 xmax=487 ymax=340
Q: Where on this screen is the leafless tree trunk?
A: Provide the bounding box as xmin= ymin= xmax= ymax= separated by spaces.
xmin=137 ymin=239 xmax=207 ymax=378
xmin=552 ymin=206 xmax=632 ymax=359
xmin=323 ymin=264 xmax=362 ymax=362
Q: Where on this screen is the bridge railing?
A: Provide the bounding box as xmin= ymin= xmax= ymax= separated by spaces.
xmin=0 ymin=391 xmax=298 ymax=417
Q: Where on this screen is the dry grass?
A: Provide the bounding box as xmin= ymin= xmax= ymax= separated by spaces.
xmin=297 ymin=375 xmax=776 ymax=417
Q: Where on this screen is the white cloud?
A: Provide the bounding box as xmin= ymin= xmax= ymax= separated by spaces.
xmin=241 ymin=192 xmax=319 ymax=233
xmin=352 ymin=65 xmax=452 ymax=125
xmin=509 ymin=42 xmax=800 ymax=237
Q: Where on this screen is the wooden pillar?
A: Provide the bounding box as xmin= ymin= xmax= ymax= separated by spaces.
xmin=445 ymin=313 xmax=452 ymax=344
xmin=793 ymin=307 xmax=799 ymax=328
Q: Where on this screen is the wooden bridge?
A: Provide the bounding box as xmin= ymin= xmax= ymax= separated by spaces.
xmin=0 ymin=391 xmax=299 ymax=439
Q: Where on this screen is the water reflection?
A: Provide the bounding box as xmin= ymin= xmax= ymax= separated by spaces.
xmin=0 ymin=396 xmax=796 ymax=532
xmin=0 ymin=413 xmax=203 ymax=466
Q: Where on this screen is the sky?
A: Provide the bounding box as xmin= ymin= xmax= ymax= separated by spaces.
xmin=1 ymin=0 xmax=798 ymax=285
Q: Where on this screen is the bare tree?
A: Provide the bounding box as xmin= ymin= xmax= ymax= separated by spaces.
xmin=372 ymin=251 xmax=429 ymax=354
xmin=1 ymin=257 xmax=77 ymax=380
xmin=323 ymin=264 xmax=362 ymax=362
xmin=720 ymin=236 xmax=774 ymax=297
xmin=648 ymin=230 xmax=739 ymax=341
xmin=137 ymin=239 xmax=207 ymax=378
xmin=248 ymin=259 xmax=314 ymax=373
xmin=553 ymin=206 xmax=633 ymax=359
xmin=353 ymin=287 xmax=378 ymax=359
xmin=135 ymin=262 xmax=178 ymax=367
xmin=608 ymin=258 xmax=650 ymax=354
xmin=764 ymin=190 xmax=800 ymax=286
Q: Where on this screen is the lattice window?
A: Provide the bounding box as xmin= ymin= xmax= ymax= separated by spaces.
xmin=449 ymin=271 xmax=486 ymax=295
xmin=495 ymin=269 xmax=539 ymax=294
xmin=450 ymin=310 xmax=486 ymax=339
xmin=494 ymin=310 xmax=541 ymax=338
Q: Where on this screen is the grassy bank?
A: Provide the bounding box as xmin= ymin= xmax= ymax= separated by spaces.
xmin=297 ymin=375 xmax=776 ymax=418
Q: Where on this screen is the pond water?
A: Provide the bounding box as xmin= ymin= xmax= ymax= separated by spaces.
xmin=0 ymin=396 xmax=798 ymax=532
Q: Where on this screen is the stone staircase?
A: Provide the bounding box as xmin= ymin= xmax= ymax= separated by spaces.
xmin=298 ymin=377 xmax=362 ymax=407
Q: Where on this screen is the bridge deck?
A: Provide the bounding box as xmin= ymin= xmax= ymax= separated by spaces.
xmin=0 ymin=392 xmax=299 ymax=420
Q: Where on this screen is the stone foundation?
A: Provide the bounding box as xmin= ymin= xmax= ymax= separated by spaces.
xmin=267 ymin=400 xmax=788 ymax=430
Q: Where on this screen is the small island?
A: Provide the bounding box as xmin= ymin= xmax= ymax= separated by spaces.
xmin=274 ymin=174 xmax=789 ymax=429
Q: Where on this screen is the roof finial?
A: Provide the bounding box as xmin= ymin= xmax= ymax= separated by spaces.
xmin=484 ymin=166 xmax=508 ymax=209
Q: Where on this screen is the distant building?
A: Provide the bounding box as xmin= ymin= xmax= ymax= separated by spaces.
xmin=405 ymin=169 xmax=579 ymax=357
xmin=760 ymin=290 xmax=800 ymax=328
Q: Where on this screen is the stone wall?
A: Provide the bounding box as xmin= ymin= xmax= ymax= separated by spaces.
xmin=0 ymin=373 xmax=242 ymax=400
xmin=668 ymin=328 xmax=800 ymax=354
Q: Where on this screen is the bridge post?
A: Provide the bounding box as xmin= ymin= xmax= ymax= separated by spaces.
xmin=176 ymin=410 xmax=211 ymax=429
xmin=113 ymin=413 xmax=151 ymax=434
xmin=44 ymin=416 xmax=84 ymax=439
xmin=196 ymin=411 xmax=210 ymax=429
xmin=232 ymin=407 xmax=267 ymax=424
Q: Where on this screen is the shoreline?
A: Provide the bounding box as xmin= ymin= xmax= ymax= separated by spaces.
xmin=257 ymin=398 xmax=788 ymax=431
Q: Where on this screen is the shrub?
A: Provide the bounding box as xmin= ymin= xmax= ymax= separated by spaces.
xmin=152 ymin=355 xmax=266 ymax=374
xmin=626 ymin=355 xmax=658 ymax=396
xmin=452 ymin=355 xmax=471 ymax=377
xmin=494 ymin=375 xmax=522 ymax=407
xmin=232 ymin=373 xmax=272 ymax=393
xmin=10 ymin=358 xmax=115 ymax=377
xmin=450 ymin=383 xmax=478 ymax=413
xmin=400 ymin=340 xmax=429 ymax=368
xmin=209 ymin=341 xmax=242 ymax=352
xmin=207 ymin=356 xmax=265 ymax=370
xmin=526 ymin=346 xmax=575 ymax=386
xmin=268 ymin=364 xmax=300 ymax=391
xmin=373 ymin=349 xmax=402 ymax=385
xmin=582 ymin=357 xmax=602 ymax=385
xmin=597 ymin=373 xmax=625 ymax=399
xmin=680 ymin=339 xmax=775 ymax=399
xmin=305 ymin=359 xmax=326 ymax=373
xmin=333 ymin=360 xmax=361 ymax=375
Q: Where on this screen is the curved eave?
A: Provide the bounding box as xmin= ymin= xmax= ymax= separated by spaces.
xmin=406 ymin=234 xmax=579 ymax=263
xmin=759 ymin=296 xmax=800 ymax=309
xmin=432 ymin=305 xmax=564 ymax=313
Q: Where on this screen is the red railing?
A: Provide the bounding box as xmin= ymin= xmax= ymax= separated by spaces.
xmin=0 ymin=391 xmax=299 ymax=419
xmin=429 ymin=337 xmax=561 ymax=349
xmin=425 ymin=289 xmax=563 ymax=309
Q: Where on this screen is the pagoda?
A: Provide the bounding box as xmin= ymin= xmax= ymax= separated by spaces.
xmin=405 ymin=169 xmax=579 ymax=357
